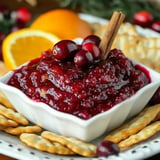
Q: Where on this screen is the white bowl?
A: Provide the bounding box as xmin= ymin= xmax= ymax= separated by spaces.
xmin=0 ymin=62 xmax=160 ymax=141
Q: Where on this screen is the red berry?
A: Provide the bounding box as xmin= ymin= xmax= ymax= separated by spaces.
xmin=82 ymin=43 xmax=101 ymax=59
xmin=96 ymin=141 xmax=120 ymax=157
xmin=82 ymin=35 xmax=101 ymax=46
xmin=53 ymin=40 xmax=79 ymax=60
xmin=150 ymin=20 xmax=160 ymax=33
xmin=133 ymin=11 xmax=153 ymax=28
xmin=74 ymin=50 xmax=94 ymax=67
xmin=16 ymin=7 xmax=31 ymax=23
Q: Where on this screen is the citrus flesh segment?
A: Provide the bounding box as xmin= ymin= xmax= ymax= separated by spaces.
xmin=2 ymin=28 xmax=60 ymax=70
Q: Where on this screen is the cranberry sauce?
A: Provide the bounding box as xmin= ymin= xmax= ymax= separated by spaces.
xmin=7 ymin=49 xmax=150 ymax=119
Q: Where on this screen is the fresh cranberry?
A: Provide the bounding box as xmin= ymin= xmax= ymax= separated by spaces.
xmin=150 ymin=20 xmax=160 ymax=33
xmin=53 ymin=40 xmax=79 ymax=60
xmin=82 ymin=35 xmax=101 ymax=46
xmin=133 ymin=11 xmax=153 ymax=28
xmin=16 ymin=7 xmax=31 ymax=23
xmin=74 ymin=49 xmax=94 ymax=67
xmin=82 ymin=43 xmax=101 ymax=60
xmin=96 ymin=141 xmax=120 ymax=157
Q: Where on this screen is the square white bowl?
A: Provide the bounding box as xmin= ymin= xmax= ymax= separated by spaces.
xmin=0 ymin=62 xmax=160 ymax=141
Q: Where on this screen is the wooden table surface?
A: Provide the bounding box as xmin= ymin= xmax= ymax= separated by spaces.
xmin=0 ymin=154 xmax=16 ymax=160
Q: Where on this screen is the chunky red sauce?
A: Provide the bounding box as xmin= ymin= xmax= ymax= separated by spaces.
xmin=7 ymin=49 xmax=150 ymax=119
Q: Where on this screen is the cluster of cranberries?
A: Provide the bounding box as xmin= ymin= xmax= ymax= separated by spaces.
xmin=133 ymin=10 xmax=160 ymax=33
xmin=52 ymin=35 xmax=101 ymax=67
xmin=0 ymin=7 xmax=32 ymax=60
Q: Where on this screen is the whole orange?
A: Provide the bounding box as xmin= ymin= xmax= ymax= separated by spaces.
xmin=30 ymin=9 xmax=93 ymax=40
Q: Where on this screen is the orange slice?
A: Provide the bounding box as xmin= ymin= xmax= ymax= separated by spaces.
xmin=30 ymin=9 xmax=93 ymax=40
xmin=2 ymin=28 xmax=60 ymax=70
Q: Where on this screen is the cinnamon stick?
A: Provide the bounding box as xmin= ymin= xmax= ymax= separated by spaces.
xmin=99 ymin=11 xmax=125 ymax=60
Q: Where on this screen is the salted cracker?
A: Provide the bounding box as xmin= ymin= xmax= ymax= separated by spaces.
xmin=0 ymin=104 xmax=29 ymax=125
xmin=41 ymin=131 xmax=97 ymax=157
xmin=3 ymin=125 xmax=42 ymax=135
xmin=0 ymin=115 xmax=18 ymax=127
xmin=20 ymin=133 xmax=74 ymax=155
xmin=118 ymin=121 xmax=160 ymax=148
xmin=104 ymin=104 xmax=160 ymax=143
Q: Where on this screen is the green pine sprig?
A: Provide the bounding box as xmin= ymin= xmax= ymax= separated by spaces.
xmin=57 ymin=0 xmax=160 ymax=21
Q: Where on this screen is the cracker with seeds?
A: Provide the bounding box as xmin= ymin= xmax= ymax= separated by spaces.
xmin=118 ymin=121 xmax=160 ymax=148
xmin=41 ymin=131 xmax=97 ymax=157
xmin=0 ymin=115 xmax=18 ymax=127
xmin=0 ymin=104 xmax=29 ymax=125
xmin=20 ymin=133 xmax=75 ymax=155
xmin=104 ymin=104 xmax=160 ymax=143
xmin=3 ymin=125 xmax=42 ymax=135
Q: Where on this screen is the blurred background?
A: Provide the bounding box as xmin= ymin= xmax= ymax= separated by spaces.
xmin=1 ymin=0 xmax=160 ymax=19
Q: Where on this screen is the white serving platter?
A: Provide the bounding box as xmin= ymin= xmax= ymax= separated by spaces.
xmin=0 ymin=13 xmax=160 ymax=160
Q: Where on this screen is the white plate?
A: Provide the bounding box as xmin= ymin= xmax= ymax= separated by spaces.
xmin=0 ymin=131 xmax=160 ymax=160
xmin=0 ymin=13 xmax=160 ymax=160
